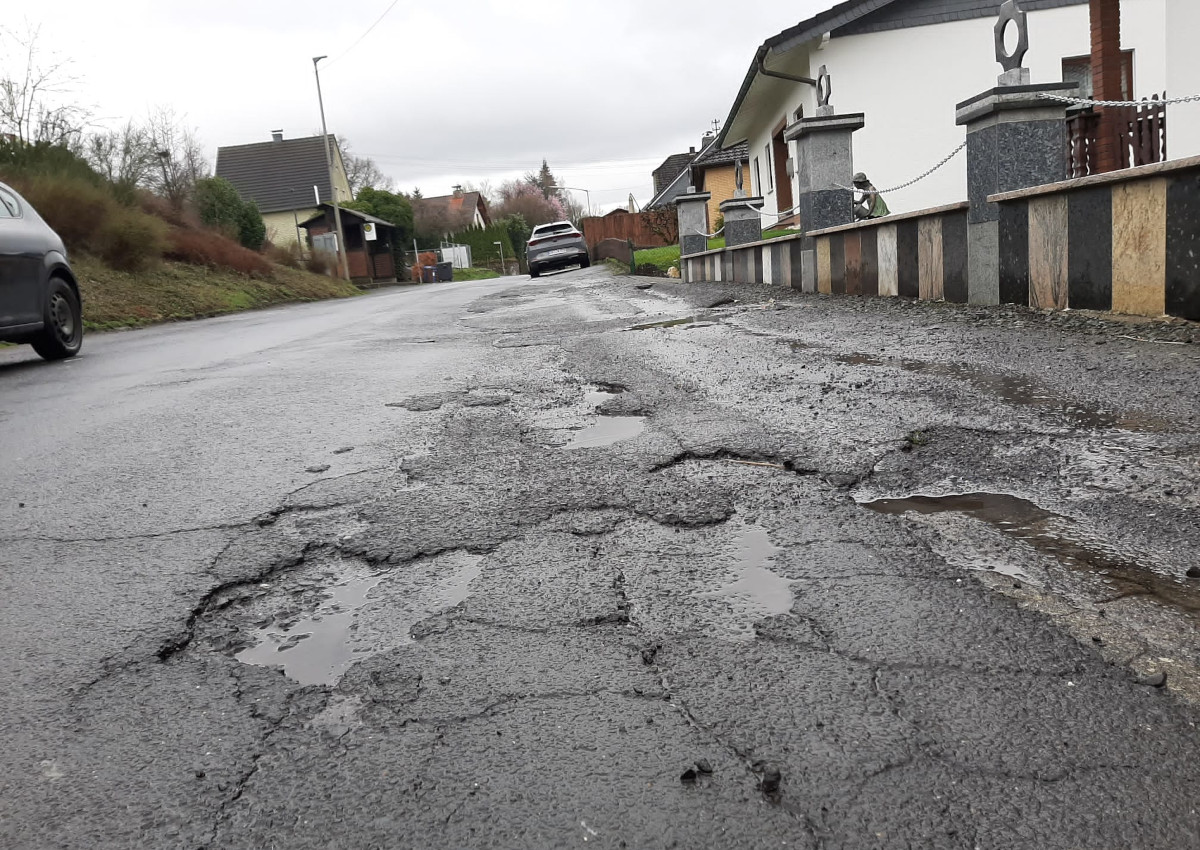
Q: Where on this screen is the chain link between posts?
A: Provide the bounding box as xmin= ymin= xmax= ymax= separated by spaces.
xmin=1037 ymin=92 xmax=1200 ymax=108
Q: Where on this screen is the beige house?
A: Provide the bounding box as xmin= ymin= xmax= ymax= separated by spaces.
xmin=215 ymin=131 xmax=351 ymax=250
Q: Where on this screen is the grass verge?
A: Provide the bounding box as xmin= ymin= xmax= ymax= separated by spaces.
xmin=451 ymin=267 xmax=501 ymax=281
xmin=75 ymin=255 xmax=362 ymax=330
xmin=634 ymin=230 xmax=800 ymax=275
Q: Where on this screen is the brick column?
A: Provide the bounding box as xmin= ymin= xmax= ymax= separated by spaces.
xmin=1090 ymin=0 xmax=1124 ymax=173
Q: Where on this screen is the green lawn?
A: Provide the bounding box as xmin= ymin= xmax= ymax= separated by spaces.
xmin=451 ymin=267 xmax=500 ymax=281
xmin=634 ymin=230 xmax=800 ymax=274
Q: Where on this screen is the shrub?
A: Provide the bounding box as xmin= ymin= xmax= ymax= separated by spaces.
xmin=447 ymin=222 xmax=515 ymax=265
xmin=9 ymin=173 xmax=165 ymax=271
xmin=193 ymin=176 xmax=267 ymax=250
xmin=165 ymin=227 xmax=273 ymax=277
xmin=304 ymin=251 xmax=335 ymax=276
xmin=264 ymin=241 xmax=302 ymax=269
xmin=238 ymin=200 xmax=266 ymax=252
xmin=95 ymin=207 xmax=167 ymax=271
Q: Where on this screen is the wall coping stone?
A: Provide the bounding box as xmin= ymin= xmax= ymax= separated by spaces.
xmin=806 ymin=202 xmax=970 ymax=236
xmin=988 ymin=154 xmax=1200 ymax=203
xmin=674 ymin=191 xmax=712 ymax=205
xmin=783 ymin=113 xmax=866 ymax=142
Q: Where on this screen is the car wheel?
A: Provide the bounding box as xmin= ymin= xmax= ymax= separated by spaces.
xmin=580 ymin=257 xmax=591 ymax=269
xmin=31 ymin=277 xmax=83 ymax=361
xmin=530 ymin=265 xmax=541 ymax=278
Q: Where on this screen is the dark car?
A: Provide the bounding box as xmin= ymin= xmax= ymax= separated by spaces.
xmin=526 ymin=221 xmax=590 ymax=278
xmin=0 ymin=181 xmax=82 ymax=360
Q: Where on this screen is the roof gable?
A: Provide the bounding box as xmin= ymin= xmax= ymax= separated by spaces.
xmin=215 ymin=135 xmax=340 ymax=214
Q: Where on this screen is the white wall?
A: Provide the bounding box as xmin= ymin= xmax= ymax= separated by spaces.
xmin=740 ymin=0 xmax=1174 ymax=220
xmin=1166 ymin=0 xmax=1200 ymax=158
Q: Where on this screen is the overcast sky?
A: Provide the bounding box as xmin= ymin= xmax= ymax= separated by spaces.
xmin=9 ymin=1 xmax=836 ymax=211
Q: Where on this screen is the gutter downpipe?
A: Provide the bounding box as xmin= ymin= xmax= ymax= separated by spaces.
xmin=756 ymin=47 xmax=818 ymax=87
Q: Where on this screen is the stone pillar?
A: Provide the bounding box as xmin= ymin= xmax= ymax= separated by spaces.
xmin=956 ymin=0 xmax=1075 ymax=305
xmin=720 ymin=196 xmax=765 ymax=247
xmin=675 ymin=191 xmax=712 ymax=260
xmin=783 ymin=111 xmax=864 ymax=292
xmin=785 ymin=113 xmax=864 ymax=233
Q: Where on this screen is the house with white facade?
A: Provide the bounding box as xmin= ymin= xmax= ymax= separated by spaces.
xmin=716 ymin=0 xmax=1200 ymax=224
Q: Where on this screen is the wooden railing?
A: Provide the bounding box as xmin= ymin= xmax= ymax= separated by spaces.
xmin=1067 ymin=93 xmax=1168 ymax=178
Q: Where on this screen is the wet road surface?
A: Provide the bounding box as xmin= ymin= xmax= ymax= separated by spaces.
xmin=2 ymin=269 xmax=1200 ymax=848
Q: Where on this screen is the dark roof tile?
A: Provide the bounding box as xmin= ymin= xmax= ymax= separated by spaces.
xmin=215 ymin=135 xmax=339 ymax=214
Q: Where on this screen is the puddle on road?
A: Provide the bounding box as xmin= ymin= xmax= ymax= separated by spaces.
xmin=829 ymin=353 xmax=1170 ymax=432
xmin=863 ymin=492 xmax=1200 ymax=614
xmin=698 ymin=522 xmax=795 ymax=639
xmin=628 ymin=317 xmax=695 ymax=331
xmin=236 ymin=567 xmax=386 ymax=686
xmin=561 ymin=384 xmax=646 ymax=449
xmin=233 ymin=553 xmax=484 ymax=686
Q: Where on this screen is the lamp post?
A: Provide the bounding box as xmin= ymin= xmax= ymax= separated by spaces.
xmin=312 ymin=55 xmax=350 ymax=281
xmin=494 ymin=241 xmax=505 ymax=275
xmin=551 ymin=184 xmax=592 ymax=217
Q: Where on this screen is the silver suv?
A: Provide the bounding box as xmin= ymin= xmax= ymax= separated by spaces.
xmin=526 ymin=221 xmax=590 ymax=278
xmin=0 ymin=181 xmax=83 ymax=360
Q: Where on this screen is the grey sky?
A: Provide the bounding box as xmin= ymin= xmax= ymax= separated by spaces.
xmin=12 ymin=1 xmax=834 ymax=210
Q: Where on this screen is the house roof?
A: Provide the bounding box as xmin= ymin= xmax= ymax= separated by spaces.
xmin=646 ymin=137 xmax=725 ymax=209
xmin=215 ymin=135 xmax=340 ymax=214
xmin=692 ymin=141 xmax=749 ymax=170
xmin=653 ymin=152 xmax=696 ymax=195
xmin=717 ymin=0 xmax=1088 ymax=147
xmin=412 ymin=191 xmax=490 ymax=228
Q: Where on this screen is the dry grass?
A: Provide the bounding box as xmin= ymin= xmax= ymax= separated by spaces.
xmin=164 ymin=227 xmax=274 ymax=277
xmin=74 ymin=255 xmax=361 ymax=330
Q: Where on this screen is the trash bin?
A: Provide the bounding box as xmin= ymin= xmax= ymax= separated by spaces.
xmin=421 ymin=265 xmax=437 ymax=283
xmin=436 ymin=261 xmax=454 ymax=282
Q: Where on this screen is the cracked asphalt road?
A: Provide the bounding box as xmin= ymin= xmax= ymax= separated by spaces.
xmin=2 ymin=269 xmax=1199 ymax=849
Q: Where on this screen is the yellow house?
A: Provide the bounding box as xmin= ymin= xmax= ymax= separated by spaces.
xmin=690 ymin=142 xmax=751 ymax=230
xmin=215 ymin=131 xmax=352 ymax=251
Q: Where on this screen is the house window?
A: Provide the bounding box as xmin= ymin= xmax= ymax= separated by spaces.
xmin=765 ymin=144 xmax=774 ymax=192
xmin=1062 ymin=51 xmax=1134 ymax=101
xmin=752 ymin=157 xmax=761 ymax=196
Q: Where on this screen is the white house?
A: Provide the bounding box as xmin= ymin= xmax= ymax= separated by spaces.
xmin=717 ymin=0 xmax=1200 ymax=222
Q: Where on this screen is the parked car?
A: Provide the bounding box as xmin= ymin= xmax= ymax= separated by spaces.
xmin=526 ymin=221 xmax=590 ymax=278
xmin=0 ymin=181 xmax=82 ymax=361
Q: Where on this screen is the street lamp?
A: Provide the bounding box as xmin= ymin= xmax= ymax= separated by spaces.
xmin=550 ymin=184 xmax=592 ymax=218
xmin=494 ymin=241 xmax=505 ymax=275
xmin=312 ymin=55 xmax=350 ymax=281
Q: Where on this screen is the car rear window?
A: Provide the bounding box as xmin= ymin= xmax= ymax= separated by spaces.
xmin=533 ymin=223 xmax=575 ymax=237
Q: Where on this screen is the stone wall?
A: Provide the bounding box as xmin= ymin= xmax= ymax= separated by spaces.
xmin=682 ymin=203 xmax=970 ymax=306
xmin=990 ymin=155 xmax=1200 ymax=320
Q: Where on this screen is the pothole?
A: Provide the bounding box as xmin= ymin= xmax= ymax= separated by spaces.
xmin=861 ymin=492 xmax=1200 ymax=614
xmin=628 ymin=317 xmax=695 ymax=331
xmin=696 ymin=520 xmax=794 ymax=640
xmin=829 ymin=353 xmax=1172 ymax=432
xmin=561 ymin=384 xmax=646 ymax=449
xmin=209 ymin=550 xmax=485 ymax=686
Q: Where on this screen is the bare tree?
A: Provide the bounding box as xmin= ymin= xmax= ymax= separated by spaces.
xmin=337 ymin=135 xmax=393 ymax=196
xmin=84 ymin=120 xmax=157 ymax=189
xmin=462 ymin=179 xmax=495 ymax=206
xmin=0 ymin=25 xmax=89 ymax=146
xmin=145 ymin=107 xmax=208 ymax=206
xmin=642 ymin=207 xmax=679 ymax=244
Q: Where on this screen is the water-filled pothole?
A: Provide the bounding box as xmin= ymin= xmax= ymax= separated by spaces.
xmin=562 ymin=385 xmax=646 ymax=449
xmin=227 ymin=551 xmax=484 ymax=686
xmin=629 ymin=317 xmax=695 ymax=331
xmin=863 ymin=492 xmax=1200 ymax=614
xmin=698 ymin=521 xmax=794 ymax=639
xmin=830 ymin=353 xmax=1170 ymax=432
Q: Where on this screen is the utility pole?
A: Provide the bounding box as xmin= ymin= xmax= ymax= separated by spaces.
xmin=313 ymin=56 xmax=350 ymax=281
